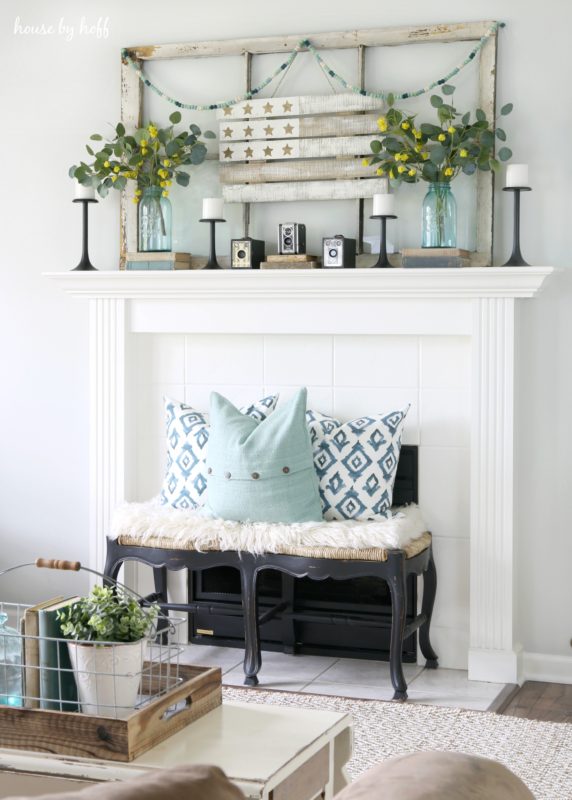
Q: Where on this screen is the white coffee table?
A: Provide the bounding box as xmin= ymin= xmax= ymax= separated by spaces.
xmin=0 ymin=701 xmax=352 ymax=800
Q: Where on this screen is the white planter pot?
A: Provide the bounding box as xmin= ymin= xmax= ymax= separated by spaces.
xmin=67 ymin=639 xmax=147 ymax=718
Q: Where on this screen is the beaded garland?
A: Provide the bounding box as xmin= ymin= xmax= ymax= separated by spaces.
xmin=121 ymin=21 xmax=503 ymax=113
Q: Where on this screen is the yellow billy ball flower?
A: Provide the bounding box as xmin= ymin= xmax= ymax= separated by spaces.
xmin=103 ymin=160 xmax=110 ymax=168
xmin=414 ymin=144 xmax=422 ymax=153
xmin=159 ymin=180 xmax=166 ymax=187
xmin=111 ymin=175 xmax=117 ymax=182
xmin=162 ymin=159 xmax=171 ymax=167
xmin=438 ymin=133 xmax=446 ymax=142
xmin=376 ymin=168 xmax=385 ymax=176
xmin=166 ymin=180 xmax=172 ymax=186
xmin=394 ymin=153 xmax=401 ymax=162
xmin=362 ymin=158 xmax=370 ymax=167
xmin=132 ymin=197 xmax=139 ymax=204
xmin=422 ymin=152 xmax=430 ymax=160
xmin=141 ymin=147 xmax=148 ymax=155
xmin=397 ymin=165 xmax=407 ymax=174
xmin=148 ymin=125 xmax=158 ymax=138
xmin=401 ymin=121 xmax=410 ymax=130
xmin=140 ymin=139 xmax=147 ymax=147
xmin=400 ymin=153 xmax=409 ymax=162
xmin=113 ymin=166 xmax=120 ymax=173
xmin=390 ymin=168 xmax=395 ymax=178
xmin=414 ymin=129 xmax=422 ymax=139
xmin=444 ymin=167 xmax=454 ymax=177
xmin=460 ymin=149 xmax=468 ymax=158
xmin=162 ymin=190 xmax=169 ymax=197
xmin=135 ymin=189 xmax=142 ymax=196
xmin=447 ymin=126 xmax=455 ymax=134
xmin=408 ymin=168 xmax=417 ymax=176
xmin=377 ymin=116 xmax=388 ymax=132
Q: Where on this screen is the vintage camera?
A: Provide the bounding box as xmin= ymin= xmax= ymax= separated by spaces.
xmin=231 ymin=238 xmax=266 ymax=269
xmin=278 ymin=223 xmax=306 ymax=255
xmin=322 ymin=235 xmax=357 ymax=269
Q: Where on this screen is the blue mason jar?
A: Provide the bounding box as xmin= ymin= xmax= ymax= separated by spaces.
xmin=138 ymin=186 xmax=172 ymax=252
xmin=422 ymin=182 xmax=457 ymax=248
xmin=0 ymin=612 xmax=23 ymax=707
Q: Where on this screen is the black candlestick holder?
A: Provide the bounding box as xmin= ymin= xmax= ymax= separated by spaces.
xmin=200 ymin=218 xmax=226 ymax=269
xmin=502 ymin=186 xmax=532 ymax=267
xmin=71 ymin=198 xmax=98 ymax=271
xmin=369 ymin=214 xmax=397 ymax=268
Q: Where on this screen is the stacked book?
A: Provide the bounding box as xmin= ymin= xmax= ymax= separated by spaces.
xmin=125 ymin=252 xmax=192 ymax=271
xmin=21 ymin=596 xmax=79 ymax=711
xmin=260 ymin=254 xmax=321 ymax=270
xmin=401 ymin=248 xmax=471 ymax=268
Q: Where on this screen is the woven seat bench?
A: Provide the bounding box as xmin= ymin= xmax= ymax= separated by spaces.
xmin=104 ymin=448 xmax=438 ymax=700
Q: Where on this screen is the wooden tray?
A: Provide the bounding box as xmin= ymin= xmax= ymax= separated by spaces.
xmin=0 ymin=663 xmax=222 ymax=762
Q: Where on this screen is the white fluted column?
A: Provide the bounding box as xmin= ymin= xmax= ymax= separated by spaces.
xmin=89 ymin=297 xmax=126 ymax=577
xmin=469 ymin=297 xmax=522 ymax=683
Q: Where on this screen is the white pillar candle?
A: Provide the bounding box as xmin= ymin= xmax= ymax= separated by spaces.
xmin=373 ymin=192 xmax=396 ymax=216
xmin=505 ymin=164 xmax=529 ymax=188
xmin=202 ymin=198 xmax=224 ymax=219
xmin=75 ymin=183 xmax=95 ymax=200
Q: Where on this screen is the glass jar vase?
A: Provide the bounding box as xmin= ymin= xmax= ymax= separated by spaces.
xmin=0 ymin=612 xmax=23 ymax=707
xmin=138 ymin=187 xmax=172 ymax=252
xmin=422 ymin=182 xmax=457 ymax=248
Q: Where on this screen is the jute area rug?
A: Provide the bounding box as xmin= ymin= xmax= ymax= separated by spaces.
xmin=223 ymin=687 xmax=572 ymax=800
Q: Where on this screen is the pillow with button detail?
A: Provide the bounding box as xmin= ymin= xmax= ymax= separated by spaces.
xmin=206 ymin=388 xmax=323 ymax=524
xmin=160 ymin=395 xmax=278 ymax=510
xmin=306 ymin=406 xmax=409 ymax=521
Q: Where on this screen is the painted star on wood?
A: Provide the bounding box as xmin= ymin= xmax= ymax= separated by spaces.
xmin=264 ymin=125 xmax=274 ymax=136
xmin=263 ymin=101 xmax=274 ymax=114
xmin=243 ymin=103 xmax=253 ymax=115
xmin=282 ymin=100 xmax=293 ymax=113
xmin=283 ymin=123 xmax=294 ymax=135
xmin=263 ymin=145 xmax=273 ymax=157
xmin=223 ymin=106 xmax=233 ymax=116
xmin=282 ymin=144 xmax=293 ymax=156
xmin=223 ymin=147 xmax=234 ymax=159
xmin=223 ymin=127 xmax=233 ymax=138
xmin=243 ymin=125 xmax=254 ymax=137
xmin=244 ymin=146 xmax=254 ymax=158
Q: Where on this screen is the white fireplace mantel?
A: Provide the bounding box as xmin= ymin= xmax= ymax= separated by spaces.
xmin=46 ymin=267 xmax=553 ymax=685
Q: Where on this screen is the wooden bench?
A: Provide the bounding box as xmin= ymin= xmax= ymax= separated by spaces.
xmin=104 ymin=446 xmax=438 ymax=700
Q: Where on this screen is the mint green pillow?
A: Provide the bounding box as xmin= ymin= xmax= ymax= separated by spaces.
xmin=206 ymin=388 xmax=323 ymax=524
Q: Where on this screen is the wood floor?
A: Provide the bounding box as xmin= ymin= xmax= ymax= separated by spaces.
xmin=499 ymin=681 xmax=572 ymax=724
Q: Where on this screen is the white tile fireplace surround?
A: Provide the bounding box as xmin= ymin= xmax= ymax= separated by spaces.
xmin=47 ymin=267 xmax=552 ymax=684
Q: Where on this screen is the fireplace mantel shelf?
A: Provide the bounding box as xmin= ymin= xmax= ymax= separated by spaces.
xmin=45 ymin=266 xmax=553 ymax=300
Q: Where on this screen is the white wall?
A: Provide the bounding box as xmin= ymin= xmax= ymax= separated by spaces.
xmin=1 ymin=0 xmax=571 ymax=675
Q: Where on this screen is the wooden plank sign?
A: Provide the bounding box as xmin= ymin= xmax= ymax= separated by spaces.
xmin=217 ymin=94 xmax=385 ymax=203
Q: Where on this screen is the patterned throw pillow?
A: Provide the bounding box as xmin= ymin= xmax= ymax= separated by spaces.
xmin=306 ymin=407 xmax=409 ymax=521
xmin=161 ymin=395 xmax=278 ymax=509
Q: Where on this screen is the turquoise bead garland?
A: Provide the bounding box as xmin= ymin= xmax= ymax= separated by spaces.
xmin=121 ymin=21 xmax=503 ymax=112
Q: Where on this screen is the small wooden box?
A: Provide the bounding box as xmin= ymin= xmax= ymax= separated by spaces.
xmin=0 ymin=663 xmax=221 ymax=762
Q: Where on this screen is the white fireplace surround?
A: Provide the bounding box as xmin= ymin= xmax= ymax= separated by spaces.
xmin=47 ymin=267 xmax=553 ymax=684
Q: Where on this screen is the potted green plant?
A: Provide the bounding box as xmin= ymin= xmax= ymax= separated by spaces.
xmin=58 ymin=586 xmax=158 ymax=717
xmin=70 ymin=113 xmax=215 ymax=252
xmin=364 ymin=85 xmax=513 ymax=248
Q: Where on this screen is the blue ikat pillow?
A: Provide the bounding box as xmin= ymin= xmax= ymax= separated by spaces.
xmin=306 ymin=407 xmax=409 ymax=521
xmin=161 ymin=394 xmax=278 ymax=510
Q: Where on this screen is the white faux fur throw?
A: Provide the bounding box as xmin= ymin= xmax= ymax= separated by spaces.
xmin=110 ymin=500 xmax=428 ymax=554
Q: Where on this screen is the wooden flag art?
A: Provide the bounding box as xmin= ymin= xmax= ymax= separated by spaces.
xmin=217 ymin=94 xmax=390 ymax=203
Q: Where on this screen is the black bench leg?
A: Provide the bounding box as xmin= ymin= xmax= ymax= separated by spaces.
xmin=153 ymin=567 xmax=170 ymax=645
xmin=103 ymin=544 xmax=123 ymax=588
xmin=420 ymin=547 xmax=439 ymax=669
xmin=241 ymin=559 xmax=261 ymax=687
xmin=387 ymin=553 xmax=408 ymax=701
